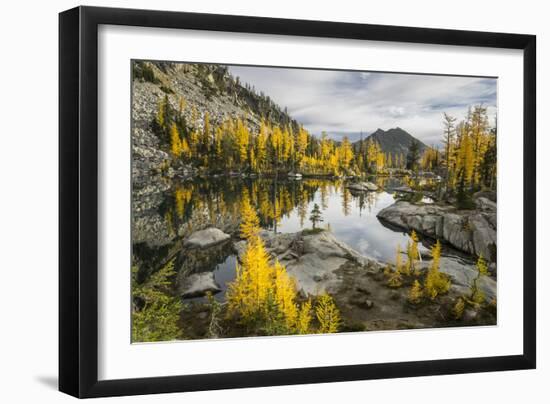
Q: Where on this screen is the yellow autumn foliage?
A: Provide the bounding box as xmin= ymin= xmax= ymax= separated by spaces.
xmin=296 ymin=300 xmax=313 ymax=334
xmin=239 ymin=192 xmax=260 ymax=240
xmin=227 ymin=205 xmax=316 ymax=335
xmin=227 ymin=202 xmax=343 ymax=336
xmin=315 ymin=293 xmax=341 ymax=334
xmin=406 ymin=230 xmax=419 ymax=275
xmin=469 ymin=253 xmax=488 ymax=304
xmin=387 ymin=269 xmax=403 ymax=288
xmin=151 ymin=93 xmax=495 ymax=190
xmin=226 ymin=236 xmax=314 ymax=335
xmin=274 ymin=260 xmax=299 ymax=329
xmin=452 ymin=297 xmax=465 ymax=320
xmin=424 ymin=240 xmax=451 ymax=300
xmin=170 ymin=123 xmax=182 ymax=157
xmin=395 ymin=244 xmax=403 ymax=274
xmin=408 ymin=280 xmax=423 ymax=304
xmin=477 ymin=254 xmax=489 ymax=276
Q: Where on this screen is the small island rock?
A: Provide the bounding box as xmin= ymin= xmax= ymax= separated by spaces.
xmin=184 ymin=227 xmax=230 ymax=249
xmin=180 ymin=272 xmax=221 ymax=298
xmin=346 ymin=181 xmax=378 ymax=192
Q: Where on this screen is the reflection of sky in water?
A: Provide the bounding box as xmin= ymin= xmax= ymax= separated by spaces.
xmin=204 ymin=189 xmax=422 ymax=301
xmin=212 ymin=255 xmax=237 ymax=301
xmin=278 ymin=187 xmax=426 ymax=262
xmin=185 ymin=255 xmax=237 ymax=303
xmin=178 ymin=180 xmax=439 ymax=301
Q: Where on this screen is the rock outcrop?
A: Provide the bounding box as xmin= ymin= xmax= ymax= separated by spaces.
xmin=419 ymin=257 xmax=496 ymax=301
xmin=230 ymin=229 xmax=496 ymax=331
xmin=131 ymin=62 xmax=301 ymax=183
xmin=132 ymin=82 xmax=172 ymax=187
xmin=179 ymin=272 xmax=221 ymax=298
xmin=184 ymin=227 xmax=231 ymax=249
xmin=377 ymin=198 xmax=497 ymax=261
xmin=346 ymin=181 xmax=378 ymax=192
xmin=236 ymin=230 xmax=376 ymax=296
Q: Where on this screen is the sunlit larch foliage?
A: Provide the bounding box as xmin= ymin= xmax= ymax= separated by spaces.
xmin=227 ymin=204 xmax=310 ymax=334
xmin=226 ymin=202 xmax=341 ymax=335
xmin=315 ymin=293 xmax=341 ymax=334
xmin=469 ymin=254 xmax=489 ymax=304
xmin=408 ymin=280 xmax=423 ymax=304
xmin=437 ymin=105 xmax=497 ymax=205
xmin=424 ymin=240 xmax=451 ymax=300
xmin=153 ymin=96 xmax=412 ymax=177
xmin=405 ymin=230 xmax=420 ymax=276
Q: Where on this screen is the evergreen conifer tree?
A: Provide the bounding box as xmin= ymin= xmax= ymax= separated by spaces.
xmin=309 ymin=203 xmax=323 ymax=229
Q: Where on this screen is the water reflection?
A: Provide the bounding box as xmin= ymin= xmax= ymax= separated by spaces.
xmin=132 ymin=177 xmax=432 ymax=298
xmin=276 ymin=181 xmax=427 ymax=261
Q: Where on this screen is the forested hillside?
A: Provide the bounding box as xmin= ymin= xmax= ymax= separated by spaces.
xmin=132 ymin=61 xmax=497 ymax=203
xmin=132 ymin=61 xmax=427 ymax=183
xmin=132 ymin=61 xmax=300 ymax=185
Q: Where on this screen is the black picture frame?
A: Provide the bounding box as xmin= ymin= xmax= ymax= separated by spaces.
xmin=59 ymin=5 xmax=536 ymax=398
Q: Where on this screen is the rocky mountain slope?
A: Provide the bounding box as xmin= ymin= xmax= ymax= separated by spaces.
xmin=132 ymin=61 xmax=300 ymax=187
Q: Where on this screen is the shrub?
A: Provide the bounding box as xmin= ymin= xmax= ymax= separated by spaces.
xmin=424 ymin=240 xmax=451 ymax=300
xmin=452 ymin=297 xmax=465 ymax=320
xmin=387 ymin=269 xmax=403 ymax=288
xmin=408 ymin=280 xmax=423 ymax=304
xmin=132 ymin=61 xmax=160 ymax=84
xmin=205 ymin=291 xmax=223 ymax=338
xmin=406 ymin=230 xmax=420 ymax=275
xmin=387 ymin=244 xmax=404 ymax=288
xmin=160 ymin=85 xmax=174 ymax=94
xmin=469 ymin=254 xmax=489 ymax=305
xmin=302 ymin=227 xmax=324 ymax=236
xmin=132 ymin=259 xmax=182 ymax=342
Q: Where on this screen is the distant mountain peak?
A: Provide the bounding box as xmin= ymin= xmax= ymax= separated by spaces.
xmin=354 ymin=127 xmax=427 ymax=157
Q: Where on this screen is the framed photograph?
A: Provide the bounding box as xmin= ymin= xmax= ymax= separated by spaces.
xmin=59 ymin=6 xmax=536 ymax=398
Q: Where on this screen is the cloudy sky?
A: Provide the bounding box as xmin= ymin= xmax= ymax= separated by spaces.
xmin=228 ymin=65 xmax=497 ymax=147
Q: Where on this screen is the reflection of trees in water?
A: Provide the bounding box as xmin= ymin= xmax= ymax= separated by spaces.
xmin=133 ymin=177 xmax=391 ymax=278
xmin=319 ymin=182 xmax=329 ymax=210
xmin=132 ymin=177 xmax=403 ymax=340
xmin=175 ymin=241 xmax=233 ymax=286
xmin=374 ymin=175 xmax=437 ymax=191
xmin=159 ymin=178 xmax=331 ymax=236
xmin=297 ymin=199 xmax=308 ymax=227
xmin=341 ymin=188 xmax=351 ymax=216
xmin=155 ymin=178 xmax=390 ymax=238
xmin=346 ymin=188 xmax=378 ymax=217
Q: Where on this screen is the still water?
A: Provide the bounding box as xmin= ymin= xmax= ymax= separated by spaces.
xmin=133 ymin=177 xmax=431 ymax=300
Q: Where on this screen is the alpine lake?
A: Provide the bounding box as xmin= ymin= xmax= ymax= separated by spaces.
xmin=132 ymin=175 xmax=474 ymax=304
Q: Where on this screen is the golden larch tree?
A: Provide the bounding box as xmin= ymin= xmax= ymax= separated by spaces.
xmin=408 ymin=280 xmax=423 ymax=304
xmin=170 ymin=123 xmax=181 ymax=157
xmin=315 ymin=293 xmax=341 ymax=334
xmin=424 ymin=240 xmax=450 ymax=300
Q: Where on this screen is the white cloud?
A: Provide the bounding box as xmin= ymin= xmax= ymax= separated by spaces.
xmin=388 ymin=106 xmax=405 ymax=118
xmin=229 ymin=66 xmax=497 ymax=147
